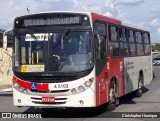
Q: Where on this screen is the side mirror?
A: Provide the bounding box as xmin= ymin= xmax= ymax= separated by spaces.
xmin=3 ymin=29 xmax=13 ymax=57
xmin=3 ymin=34 xmax=7 ymax=50
xmin=3 ymin=29 xmax=13 ymax=50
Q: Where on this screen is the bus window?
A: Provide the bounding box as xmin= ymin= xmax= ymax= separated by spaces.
xmin=120 ymin=28 xmax=127 ymax=42
xmin=109 ymin=26 xmax=119 ymax=57
xmin=119 ymin=28 xmax=128 ymax=56
xmin=136 ymin=32 xmax=144 ymax=56
xmin=94 ymin=22 xmax=106 ymax=60
xmin=129 ymin=43 xmax=136 ymax=56
xmin=137 ymin=44 xmax=144 ymax=56
xmin=94 ymin=22 xmax=106 ymax=36
xmin=144 ymin=44 xmax=151 ymax=55
xmin=110 ymin=26 xmax=118 ymax=41
xmin=120 ymin=42 xmax=129 ymax=56
xmin=136 ymin=32 xmax=142 ymax=43
xmin=110 ymin=42 xmax=119 ymax=57
xmin=129 ymin=30 xmax=135 ymax=42
xmin=143 ymin=33 xmax=150 ymax=55
xmin=143 ymin=33 xmax=150 ymax=43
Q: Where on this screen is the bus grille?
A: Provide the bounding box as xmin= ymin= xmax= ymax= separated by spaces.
xmin=30 ymin=89 xmax=70 ymax=93
xmin=31 ymin=97 xmax=67 ymax=100
xmin=22 ymin=76 xmax=78 ymax=83
xmin=32 ymin=101 xmax=66 ymax=105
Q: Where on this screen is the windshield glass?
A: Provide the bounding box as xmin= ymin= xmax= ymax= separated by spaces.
xmin=14 ymin=31 xmax=93 ymax=73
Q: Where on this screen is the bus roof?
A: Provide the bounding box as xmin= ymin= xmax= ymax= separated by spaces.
xmin=15 ymin=11 xmax=92 ymax=18
xmin=122 ymin=20 xmax=149 ymax=32
xmin=91 ymin=12 xmax=122 ymax=25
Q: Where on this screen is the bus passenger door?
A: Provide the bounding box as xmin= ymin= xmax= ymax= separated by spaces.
xmin=94 ymin=22 xmax=107 ymax=106
xmin=95 ymin=34 xmax=107 ymax=106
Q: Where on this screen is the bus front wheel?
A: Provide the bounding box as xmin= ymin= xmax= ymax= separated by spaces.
xmin=107 ymin=81 xmax=119 ymax=111
xmin=136 ymin=75 xmax=144 ymax=97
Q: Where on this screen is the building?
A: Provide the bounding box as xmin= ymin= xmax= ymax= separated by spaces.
xmin=0 ymin=29 xmax=5 ymax=47
xmin=152 ymin=41 xmax=160 ymax=46
xmin=0 ymin=28 xmax=13 ymax=86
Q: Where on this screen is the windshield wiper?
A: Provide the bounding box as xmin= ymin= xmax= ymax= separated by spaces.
xmin=61 ymin=29 xmax=71 ymax=49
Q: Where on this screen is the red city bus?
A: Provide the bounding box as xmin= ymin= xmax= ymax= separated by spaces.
xmin=4 ymin=12 xmax=152 ymax=111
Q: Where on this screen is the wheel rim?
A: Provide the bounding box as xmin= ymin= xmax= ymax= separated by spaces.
xmin=109 ymin=87 xmax=116 ymax=104
xmin=139 ymin=79 xmax=143 ymax=93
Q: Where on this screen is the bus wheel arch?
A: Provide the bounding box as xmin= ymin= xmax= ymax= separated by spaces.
xmin=136 ymin=70 xmax=144 ymax=97
xmin=107 ymin=77 xmax=119 ymax=111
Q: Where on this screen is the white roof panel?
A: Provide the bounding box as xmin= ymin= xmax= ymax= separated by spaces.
xmin=122 ymin=20 xmax=149 ymax=32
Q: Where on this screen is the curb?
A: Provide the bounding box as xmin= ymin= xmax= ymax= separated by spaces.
xmin=0 ymin=85 xmax=12 ymax=92
xmin=0 ymin=88 xmax=12 ymax=92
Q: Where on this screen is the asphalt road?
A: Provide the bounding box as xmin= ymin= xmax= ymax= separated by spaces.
xmin=0 ymin=66 xmax=160 ymax=121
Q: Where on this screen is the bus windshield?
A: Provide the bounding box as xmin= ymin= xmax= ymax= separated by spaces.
xmin=14 ymin=31 xmax=93 ymax=73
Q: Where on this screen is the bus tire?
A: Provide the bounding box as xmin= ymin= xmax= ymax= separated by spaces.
xmin=136 ymin=75 xmax=144 ymax=97
xmin=107 ymin=80 xmax=118 ymax=111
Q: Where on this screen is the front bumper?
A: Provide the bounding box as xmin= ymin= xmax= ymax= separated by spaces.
xmin=13 ymin=87 xmax=96 ymax=108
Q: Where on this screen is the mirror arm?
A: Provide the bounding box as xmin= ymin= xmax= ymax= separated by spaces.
xmin=4 ymin=50 xmax=13 ymax=58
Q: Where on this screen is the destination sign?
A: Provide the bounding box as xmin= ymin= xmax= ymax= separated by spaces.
xmin=23 ymin=17 xmax=81 ymax=27
xmin=25 ymin=34 xmax=49 ymax=41
xmin=14 ymin=13 xmax=90 ymax=28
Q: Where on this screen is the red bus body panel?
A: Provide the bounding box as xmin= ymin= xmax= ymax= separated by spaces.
xmin=91 ymin=13 xmax=124 ymax=106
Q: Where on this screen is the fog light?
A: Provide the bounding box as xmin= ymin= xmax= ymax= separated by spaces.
xmin=18 ymin=99 xmax=21 ymax=103
xmin=71 ymin=88 xmax=77 ymax=94
xmin=79 ymin=100 xmax=84 ymax=105
xmin=78 ymin=86 xmax=85 ymax=92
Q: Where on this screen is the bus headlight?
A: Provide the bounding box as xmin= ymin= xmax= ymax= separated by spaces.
xmin=18 ymin=86 xmax=24 ymax=92
xmin=84 ymin=77 xmax=94 ymax=87
xmin=13 ymin=81 xmax=29 ymax=94
xmin=71 ymin=88 xmax=77 ymax=94
xmin=78 ymin=86 xmax=85 ymax=92
xmin=71 ymin=77 xmax=94 ymax=94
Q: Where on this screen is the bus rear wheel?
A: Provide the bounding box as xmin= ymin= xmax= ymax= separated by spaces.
xmin=136 ymin=75 xmax=144 ymax=97
xmin=107 ymin=81 xmax=118 ymax=111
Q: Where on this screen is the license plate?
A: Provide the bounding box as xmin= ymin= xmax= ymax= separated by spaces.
xmin=42 ymin=97 xmax=55 ymax=102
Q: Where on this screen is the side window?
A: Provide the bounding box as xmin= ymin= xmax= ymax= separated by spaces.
xmin=120 ymin=28 xmax=127 ymax=42
xmin=144 ymin=44 xmax=151 ymax=55
xmin=110 ymin=26 xmax=118 ymax=41
xmin=129 ymin=30 xmax=134 ymax=42
xmin=120 ymin=28 xmax=128 ymax=56
xmin=109 ymin=26 xmax=119 ymax=57
xmin=94 ymin=22 xmax=106 ymax=60
xmin=143 ymin=33 xmax=149 ymax=44
xmin=129 ymin=43 xmax=136 ymax=56
xmin=128 ymin=30 xmax=136 ymax=56
xmin=136 ymin=32 xmax=142 ymax=43
xmin=136 ymin=32 xmax=144 ymax=56
xmin=94 ymin=22 xmax=106 ymax=36
xmin=143 ymin=33 xmax=151 ymax=55
xmin=137 ymin=44 xmax=144 ymax=56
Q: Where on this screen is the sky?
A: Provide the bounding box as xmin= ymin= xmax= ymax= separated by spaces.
xmin=0 ymin=0 xmax=160 ymax=42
